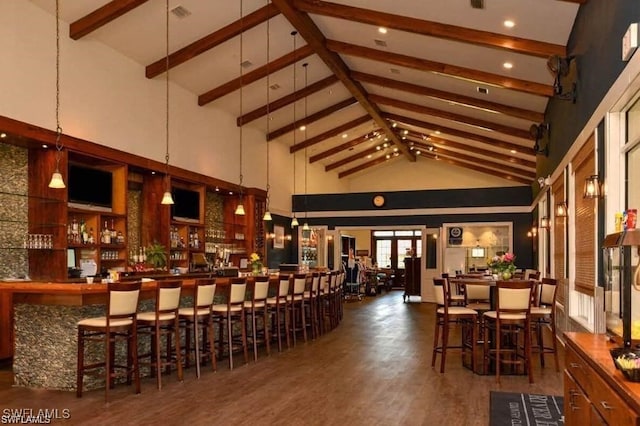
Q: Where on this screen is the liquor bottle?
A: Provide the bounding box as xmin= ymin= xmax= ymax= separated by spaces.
xmin=80 ymin=219 xmax=88 ymax=244
xmin=88 ymin=228 xmax=95 ymax=245
xmin=71 ymin=217 xmax=79 ymax=244
xmin=110 ymin=220 xmax=117 ymax=241
xmin=103 ymin=221 xmax=111 ymax=244
xmin=194 ymin=231 xmax=199 ymax=249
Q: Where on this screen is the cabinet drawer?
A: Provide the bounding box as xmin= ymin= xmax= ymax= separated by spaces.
xmin=566 ymin=344 xmax=591 ymax=391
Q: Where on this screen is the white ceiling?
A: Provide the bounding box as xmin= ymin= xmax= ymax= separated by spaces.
xmin=29 ymin=0 xmax=581 ymax=184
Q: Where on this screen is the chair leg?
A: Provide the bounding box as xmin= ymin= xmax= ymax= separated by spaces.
xmin=76 ymin=328 xmax=84 ymax=398
xmin=195 ymin=318 xmax=202 ymax=378
xmin=526 ymin=319 xmax=534 ymax=384
xmin=155 ymin=322 xmax=162 ymax=390
xmin=431 ymin=315 xmax=440 ymax=368
xmin=495 ymin=320 xmax=501 ymax=384
xmin=227 ymin=312 xmax=234 ymax=370
xmin=301 ymin=301 xmax=307 ymax=343
xmin=440 ymin=316 xmax=449 ymax=374
xmin=251 ymin=310 xmax=258 ymax=362
xmin=284 ymin=303 xmax=291 ymax=349
xmin=131 ymin=326 xmax=141 ymax=395
xmin=174 ymin=317 xmax=184 ymax=381
xmin=550 ymin=317 xmax=559 ymax=372
xmin=263 ymin=306 xmax=271 ymax=356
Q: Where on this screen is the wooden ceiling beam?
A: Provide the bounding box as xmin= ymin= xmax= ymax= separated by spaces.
xmin=325 ymin=146 xmax=383 ymax=171
xmin=238 ymin=75 xmax=339 ymax=126
xmin=373 ymin=95 xmax=532 ymax=140
xmin=405 ymin=133 xmax=536 ymax=168
xmin=409 ymin=140 xmax=535 ymax=179
xmin=420 ymin=152 xmax=532 ymax=185
xmin=290 ymin=115 xmax=371 ymax=153
xmin=352 ymin=71 xmax=544 ymax=122
xmin=271 ymin=0 xmax=415 ymax=161
xmin=293 ymin=0 xmax=565 ymax=58
xmin=70 ymin=0 xmax=149 ymax=40
xmin=310 ymin=131 xmax=380 ymax=163
xmin=338 ymin=155 xmax=398 ymax=178
xmin=267 ymin=97 xmax=357 ymax=140
xmin=198 ymin=45 xmax=314 ymax=106
xmin=384 ymin=112 xmax=536 ymax=155
xmin=327 ymin=40 xmax=554 ymax=97
xmin=146 ymin=3 xmax=279 ymax=78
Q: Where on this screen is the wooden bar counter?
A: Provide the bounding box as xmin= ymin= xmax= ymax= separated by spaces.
xmin=564 ymin=332 xmax=640 ymax=425
xmin=0 ymin=275 xmax=263 ymax=391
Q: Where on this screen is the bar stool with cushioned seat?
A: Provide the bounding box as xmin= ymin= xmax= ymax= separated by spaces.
xmin=303 ymin=272 xmax=321 ymax=339
xmin=76 ymin=281 xmax=142 ymax=402
xmin=244 ymin=275 xmax=271 ymax=361
xmin=178 ymin=278 xmax=216 ymax=378
xmin=462 ymin=279 xmax=492 ymax=312
xmin=530 ymin=277 xmax=559 ymax=371
xmin=443 ymin=273 xmax=465 ymax=306
xmin=287 ymin=274 xmax=308 ymax=345
xmin=212 ymin=277 xmax=248 ymax=369
xmin=137 ymin=279 xmax=183 ymax=390
xmin=267 ymin=274 xmax=291 ymax=351
xmin=431 ymin=278 xmax=478 ymax=373
xmin=483 ymin=280 xmax=534 ymax=384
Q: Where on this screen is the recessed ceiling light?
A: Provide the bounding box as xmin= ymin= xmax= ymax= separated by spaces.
xmin=383 ymin=143 xmax=388 ymax=148
xmin=342 ymin=133 xmax=348 ymax=138
xmin=503 ymin=20 xmax=515 ymax=28
xmin=394 ymin=148 xmax=398 ymax=152
xmin=503 ymin=62 xmax=513 ymax=69
xmin=403 ymin=129 xmax=409 ymax=135
xmin=41 ymin=144 xmax=48 ymax=149
xmin=386 ymin=154 xmax=391 ymax=159
xmin=510 ymin=149 xmax=517 ymax=154
xmin=151 ymin=171 xmax=156 ymax=175
xmin=376 ymin=146 xmax=381 ymax=150
xmin=392 ymin=123 xmax=397 ymax=128
xmin=299 ymin=125 xmax=306 ymax=131
xmin=367 ymin=154 xmax=372 ymax=159
xmin=416 ymin=150 xmax=421 ymax=155
xmin=0 ymin=133 xmax=6 ymax=138
xmin=378 ymin=27 xmax=388 ymax=34
xmin=229 ymin=191 xmax=233 ymax=195
xmin=435 ymin=131 xmax=441 ymax=135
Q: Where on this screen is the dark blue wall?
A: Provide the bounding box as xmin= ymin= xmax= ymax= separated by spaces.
xmin=264 ymin=213 xmax=296 ymax=269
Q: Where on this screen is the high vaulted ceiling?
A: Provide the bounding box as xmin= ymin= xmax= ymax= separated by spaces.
xmin=31 ymin=0 xmax=584 ymax=185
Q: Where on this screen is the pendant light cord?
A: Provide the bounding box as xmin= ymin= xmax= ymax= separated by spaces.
xmin=165 ymin=0 xmax=170 ymax=175
xmin=303 ymin=62 xmax=308 ymax=220
xmin=265 ymin=0 xmax=270 ymax=209
xmin=291 ymin=31 xmax=297 ymax=200
xmin=238 ymin=0 xmax=244 ymax=193
xmin=54 ymin=0 xmax=62 ymax=164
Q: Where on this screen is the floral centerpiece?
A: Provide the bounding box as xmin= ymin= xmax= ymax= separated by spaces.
xmin=488 ymin=252 xmax=517 ymax=280
xmin=249 ymin=252 xmax=263 ymax=276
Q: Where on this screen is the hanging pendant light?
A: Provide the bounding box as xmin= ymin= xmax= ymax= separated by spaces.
xmin=160 ymin=0 xmax=174 ymax=205
xmin=290 ymin=31 xmax=298 ymax=228
xmin=301 ymin=62 xmax=310 ymax=232
xmin=48 ymin=0 xmax=65 ymax=189
xmin=235 ymin=0 xmax=246 ymax=216
xmin=262 ymin=1 xmax=272 ymax=222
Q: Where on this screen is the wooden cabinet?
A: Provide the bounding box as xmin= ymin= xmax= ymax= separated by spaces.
xmin=403 ymin=256 xmax=421 ymax=301
xmin=0 ymin=291 xmax=13 ymax=359
xmin=564 ymin=332 xmax=640 ymax=426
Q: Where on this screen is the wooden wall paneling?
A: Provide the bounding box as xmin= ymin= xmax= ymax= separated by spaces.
xmin=141 ymin=174 xmax=171 ymax=251
xmin=27 ymin=147 xmax=67 ymax=281
xmin=0 ymin=291 xmax=13 ymax=359
xmin=573 ymin=136 xmax=596 ymax=295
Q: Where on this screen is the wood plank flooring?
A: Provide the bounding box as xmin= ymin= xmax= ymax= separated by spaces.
xmin=0 ymin=291 xmax=563 ymax=425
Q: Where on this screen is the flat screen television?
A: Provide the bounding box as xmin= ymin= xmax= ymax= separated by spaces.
xmin=171 ymin=187 xmax=200 ymax=222
xmin=68 ymin=164 xmax=113 ymax=209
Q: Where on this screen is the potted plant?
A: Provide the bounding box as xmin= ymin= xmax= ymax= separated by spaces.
xmin=145 ymin=242 xmax=167 ymax=270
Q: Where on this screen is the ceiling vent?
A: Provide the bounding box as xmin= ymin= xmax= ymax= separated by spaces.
xmin=269 ymin=83 xmax=280 ymax=90
xmin=470 ymin=0 xmax=484 ymax=9
xmin=477 ymin=86 xmax=489 ymax=94
xmin=170 ymin=5 xmax=191 ymax=19
xmin=390 ymin=68 xmax=400 ymax=74
xmin=374 ymin=39 xmax=387 ymax=47
xmin=241 ymin=60 xmax=253 ymax=69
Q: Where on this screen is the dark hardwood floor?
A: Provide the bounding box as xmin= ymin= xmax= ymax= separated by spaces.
xmin=0 ymin=291 xmax=563 ymax=425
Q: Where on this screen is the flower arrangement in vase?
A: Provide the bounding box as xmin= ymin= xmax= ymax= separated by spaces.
xmin=488 ymin=252 xmax=516 ymax=280
xmin=249 ymin=252 xmax=263 ymax=276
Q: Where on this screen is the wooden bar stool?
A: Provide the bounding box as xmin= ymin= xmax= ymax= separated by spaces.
xmin=431 ymin=278 xmax=478 ymax=373
xmin=303 ymin=272 xmax=321 ymax=339
xmin=137 ymin=280 xmax=183 ymax=389
xmin=212 ymin=277 xmax=248 ymax=369
xmin=244 ymin=275 xmax=271 ymax=361
xmin=76 ymin=281 xmax=142 ymax=402
xmin=267 ymin=274 xmax=291 ymax=352
xmin=483 ymin=280 xmax=534 ymax=383
xmin=530 ymin=277 xmax=559 ymax=371
xmin=287 ymin=274 xmax=308 ymax=345
xmin=178 ymin=278 xmax=216 ymax=378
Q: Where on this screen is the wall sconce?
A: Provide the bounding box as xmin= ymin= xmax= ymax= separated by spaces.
xmin=285 ymin=234 xmax=293 ymax=241
xmin=583 ymin=175 xmax=601 ymax=199
xmin=539 ymin=217 xmax=550 ymax=229
xmin=531 ymin=227 xmax=538 ymax=237
xmin=527 ymin=231 xmax=533 ymax=238
xmin=530 ymin=123 xmax=550 ymax=157
xmin=555 ymin=201 xmax=568 ymax=218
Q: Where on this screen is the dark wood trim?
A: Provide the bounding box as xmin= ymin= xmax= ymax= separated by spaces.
xmin=419 ymin=152 xmax=532 ymax=185
xmin=338 ymin=154 xmax=396 ymax=178
xmin=146 ymin=3 xmax=280 ymax=78
xmin=70 ymin=0 xmax=150 ymax=40
xmin=327 ymin=40 xmax=554 ymax=97
xmin=325 ymin=146 xmax=380 ymax=171
xmin=309 ymin=132 xmax=374 ymax=163
xmin=293 ymin=0 xmax=566 ymax=58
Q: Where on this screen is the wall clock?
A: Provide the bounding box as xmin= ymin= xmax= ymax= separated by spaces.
xmin=373 ymin=195 xmax=385 ymax=207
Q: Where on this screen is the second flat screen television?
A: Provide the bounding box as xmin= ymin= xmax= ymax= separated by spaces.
xmin=171 ymin=188 xmax=200 ymax=222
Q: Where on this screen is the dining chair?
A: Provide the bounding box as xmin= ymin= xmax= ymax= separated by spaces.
xmin=483 ymin=279 xmax=534 ymax=384
xmin=137 ymin=279 xmax=183 ymax=390
xmin=76 ymin=281 xmax=141 ymax=402
xmin=431 ymin=278 xmax=478 ymax=373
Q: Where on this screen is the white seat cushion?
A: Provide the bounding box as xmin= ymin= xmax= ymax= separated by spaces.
xmin=483 ymin=311 xmax=526 ymax=321
xmin=77 ymin=317 xmax=133 ymax=328
xmin=211 ymin=304 xmax=243 ymax=313
xmin=137 ymin=312 xmax=176 ymax=322
xmin=178 ymin=307 xmax=210 ymax=317
xmin=466 ymin=303 xmax=491 ymax=311
xmin=287 ymin=295 xmax=303 ymax=302
xmin=437 ymin=306 xmax=477 ymax=315
xmin=266 ymin=297 xmax=285 ymax=305
xmin=530 ymin=307 xmax=552 ymax=316
xmin=243 ymin=301 xmax=266 ymax=309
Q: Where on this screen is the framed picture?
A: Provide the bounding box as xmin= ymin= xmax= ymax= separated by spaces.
xmin=273 ymin=225 xmax=285 ymax=249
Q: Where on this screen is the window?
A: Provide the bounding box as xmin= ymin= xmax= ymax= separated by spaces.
xmin=376 ymin=240 xmax=392 ymax=268
xmin=372 ymin=229 xmax=422 ymax=270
